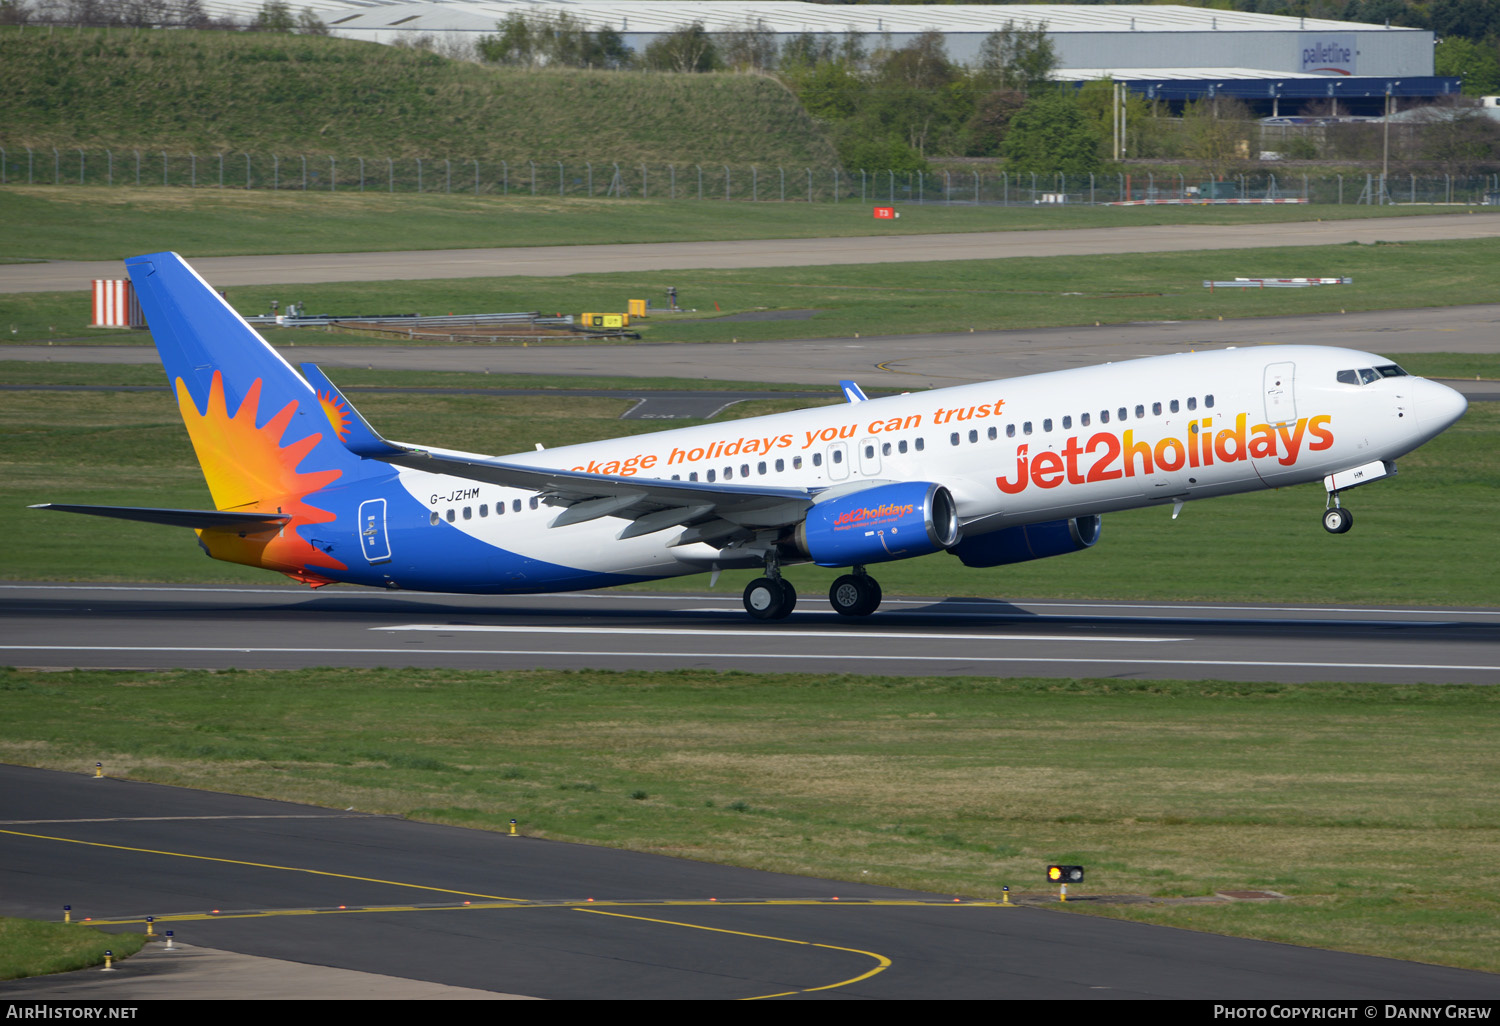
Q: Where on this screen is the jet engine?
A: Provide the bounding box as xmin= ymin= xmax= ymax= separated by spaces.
xmin=949 ymin=515 xmax=1101 ymax=568
xmin=786 ymin=482 xmax=960 ymax=567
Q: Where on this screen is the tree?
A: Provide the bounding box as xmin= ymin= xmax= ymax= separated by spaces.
xmin=641 ymin=23 xmax=720 ymax=73
xmin=1182 ymin=97 xmax=1258 ymax=179
xmin=975 ymin=20 xmax=1057 ymax=96
xmin=252 ymin=0 xmax=294 ymax=33
xmin=964 ymin=88 xmax=1028 ymax=157
xmin=1416 ymin=102 xmax=1500 ymax=175
xmin=296 ymin=8 xmax=327 ymax=36
xmin=1002 ymin=93 xmax=1103 ymax=174
xmin=1435 ymin=37 xmax=1500 ymax=95
xmin=720 ymin=18 xmax=778 ymax=72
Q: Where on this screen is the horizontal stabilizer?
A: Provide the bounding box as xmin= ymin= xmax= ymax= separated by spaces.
xmin=30 ymin=504 xmax=290 ymax=530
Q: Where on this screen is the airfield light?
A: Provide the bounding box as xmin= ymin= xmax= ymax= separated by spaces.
xmin=1047 ymin=865 xmax=1085 ymax=884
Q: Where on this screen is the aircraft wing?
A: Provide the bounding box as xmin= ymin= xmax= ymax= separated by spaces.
xmin=30 ymin=504 xmax=291 ymax=530
xmin=300 ymin=362 xmax=814 ymax=539
xmin=381 ymin=448 xmax=814 ymax=537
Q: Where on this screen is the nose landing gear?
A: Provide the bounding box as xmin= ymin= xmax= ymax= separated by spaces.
xmin=1322 ymin=498 xmax=1353 ymax=534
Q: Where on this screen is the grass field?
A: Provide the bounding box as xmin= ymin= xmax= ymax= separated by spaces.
xmin=0 ymin=916 xmax=146 ymax=981
xmin=0 ymin=187 xmax=1484 ymax=263
xmin=2 ymin=668 xmax=1497 ymax=974
xmin=7 ymin=235 xmax=1500 ymax=347
xmin=3 ymin=356 xmax=1495 ymax=606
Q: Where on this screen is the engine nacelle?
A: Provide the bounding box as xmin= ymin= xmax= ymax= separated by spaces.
xmin=789 ymin=482 xmax=960 ymax=567
xmin=949 ymin=515 xmax=1102 ymax=568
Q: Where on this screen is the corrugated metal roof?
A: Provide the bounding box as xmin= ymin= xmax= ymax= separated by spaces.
xmin=195 ymin=1 xmax=1421 ymax=36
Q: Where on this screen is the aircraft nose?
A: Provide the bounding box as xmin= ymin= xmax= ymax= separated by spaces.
xmin=1414 ymin=379 xmax=1468 ymax=431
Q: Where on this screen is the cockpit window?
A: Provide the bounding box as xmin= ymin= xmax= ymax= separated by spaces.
xmin=1375 ymin=364 xmax=1408 ymax=378
xmin=1337 ymin=369 xmax=1358 ymax=385
xmin=1358 ymin=367 xmax=1380 ymax=385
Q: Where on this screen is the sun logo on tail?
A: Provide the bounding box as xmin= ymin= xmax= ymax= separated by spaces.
xmin=175 ymin=371 xmax=346 ymax=576
xmin=318 ymin=389 xmax=353 ymax=443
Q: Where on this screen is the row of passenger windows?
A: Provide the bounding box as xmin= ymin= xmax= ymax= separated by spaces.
xmin=666 ymin=437 xmax=930 ymax=482
xmin=948 ymin=395 xmax=1216 ymax=445
xmin=430 ymin=495 xmax=540 ymax=525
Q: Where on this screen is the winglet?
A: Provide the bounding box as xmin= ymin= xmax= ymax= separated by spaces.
xmin=300 ymin=363 xmax=407 ymax=458
xmin=839 ymin=380 xmax=868 ymax=404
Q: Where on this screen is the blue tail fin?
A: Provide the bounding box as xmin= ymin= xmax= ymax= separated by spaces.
xmin=125 ymin=252 xmax=364 ymax=583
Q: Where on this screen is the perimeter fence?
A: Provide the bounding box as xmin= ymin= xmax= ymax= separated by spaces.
xmin=4 ymin=147 xmax=1498 ymax=206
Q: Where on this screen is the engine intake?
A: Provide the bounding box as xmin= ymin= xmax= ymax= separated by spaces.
xmin=950 ymin=515 xmax=1102 ymax=568
xmin=788 ymin=482 xmax=959 ymax=567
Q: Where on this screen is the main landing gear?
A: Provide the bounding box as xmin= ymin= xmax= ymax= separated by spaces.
xmin=741 ymin=565 xmax=884 ymax=620
xmin=1322 ymin=494 xmax=1354 ymax=534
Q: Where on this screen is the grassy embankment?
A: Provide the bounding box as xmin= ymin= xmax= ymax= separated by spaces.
xmin=0 ymin=28 xmax=837 ymax=168
xmin=5 ymin=235 xmax=1500 ymax=345
xmin=3 ymin=352 xmax=1495 ymax=606
xmin=2 ymin=669 xmax=1498 ymax=974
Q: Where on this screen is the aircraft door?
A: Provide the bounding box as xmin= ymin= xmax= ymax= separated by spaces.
xmin=827 ymin=441 xmax=850 ymax=481
xmin=1264 ymin=362 xmax=1297 ymax=425
xmin=858 ymin=436 xmax=881 ymax=477
xmin=359 ymin=498 xmax=392 ymax=565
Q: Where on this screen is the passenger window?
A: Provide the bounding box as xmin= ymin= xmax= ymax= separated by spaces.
xmin=776 ymin=459 xmax=785 ymax=471
xmin=1062 ymin=416 xmax=1071 ymax=430
xmin=1205 ymin=394 xmax=1216 ymax=408
xmin=865 ymin=446 xmax=875 ymax=459
xmin=757 ymin=461 xmax=766 ymax=475
xmin=463 ymin=507 xmax=472 ymax=520
xmin=1152 ymin=402 xmax=1161 ymax=416
xmin=690 ymin=472 xmax=699 ymax=481
xmin=882 ymin=442 xmax=891 ymax=456
xmin=1170 ymin=400 xmax=1179 ymax=413
xmin=813 ymin=453 xmax=823 ymax=467
xmin=479 ymin=504 xmax=488 ymax=518
xmin=707 ymin=469 xmax=716 ymax=482
xmin=793 ymin=456 xmax=803 ymax=469
xmin=742 ymin=464 xmax=750 ymax=477
xmin=915 ymin=438 xmax=925 ymax=451
xmin=898 ymin=440 xmax=908 ymax=454
xmin=513 ymin=499 xmax=522 ymax=512
xmin=1006 ymin=424 xmax=1015 ymax=438
xmin=497 ymin=502 xmax=505 ymax=515
xmin=529 ymin=497 xmax=539 ymax=510
xmin=987 ymin=426 xmax=997 ymax=440
xmin=724 ymin=467 xmax=732 ymax=479
xmin=1023 ymin=421 xmax=1033 ymax=435
xmin=430 ymin=511 xmax=440 ymax=526
xmin=951 ymin=432 xmax=960 ymax=446
xmin=1118 ymin=407 xmax=1128 ymax=421
xmin=831 ymin=450 xmax=842 ymax=464
xmin=1042 ymin=418 xmax=1052 ymax=432
xmin=968 ymin=429 xmax=978 ymax=443
xmin=1100 ymin=410 xmax=1110 ymax=424
xmin=1081 ymin=412 xmax=1091 ymax=427
xmin=446 ymin=509 xmax=455 ymax=523
xmin=1187 ymin=397 xmax=1197 ymax=411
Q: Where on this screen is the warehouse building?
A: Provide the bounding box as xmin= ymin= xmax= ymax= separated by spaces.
xmin=196 ymin=2 xmax=1458 ymax=114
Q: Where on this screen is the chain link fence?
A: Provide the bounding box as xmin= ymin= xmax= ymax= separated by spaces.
xmin=4 ymin=147 xmax=1498 ymax=206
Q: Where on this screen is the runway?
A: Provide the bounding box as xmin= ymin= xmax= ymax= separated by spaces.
xmin=4 ymin=583 xmax=1498 ymax=684
xmin=2 ymin=764 xmax=1496 ymax=999
xmin=4 ymin=212 xmax=1498 ymax=293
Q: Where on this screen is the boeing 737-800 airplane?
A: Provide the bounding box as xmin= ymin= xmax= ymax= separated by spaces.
xmin=34 ymin=252 xmax=1468 ymax=619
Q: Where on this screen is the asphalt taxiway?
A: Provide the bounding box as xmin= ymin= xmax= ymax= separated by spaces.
xmin=2 ymin=765 xmax=1496 ymax=1000
xmin=4 ymin=583 xmax=1498 ymax=684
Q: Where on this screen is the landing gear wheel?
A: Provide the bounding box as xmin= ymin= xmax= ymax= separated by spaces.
xmin=744 ymin=577 xmax=795 ymax=620
xmin=1322 ymin=507 xmax=1353 ymax=534
xmin=830 ymin=574 xmax=882 ymax=617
